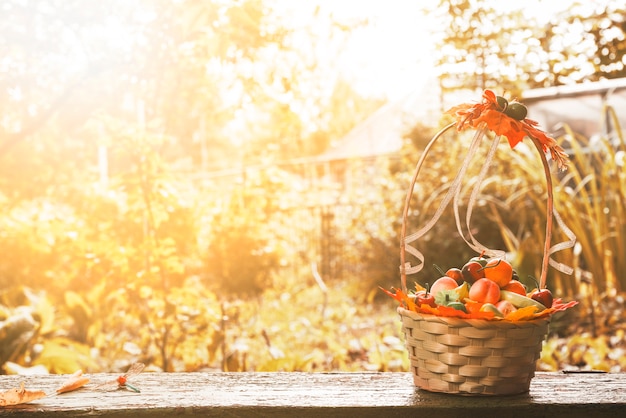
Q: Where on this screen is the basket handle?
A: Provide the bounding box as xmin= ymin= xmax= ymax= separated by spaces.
xmin=399 ymin=123 xmax=455 ymax=294
xmin=400 ymin=124 xmax=575 ymax=294
xmin=529 ymin=137 xmax=576 ymax=289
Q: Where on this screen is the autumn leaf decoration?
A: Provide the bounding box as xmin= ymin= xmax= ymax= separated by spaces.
xmin=55 ymin=369 xmax=90 ymax=395
xmin=0 ymin=383 xmax=46 ymax=407
xmin=446 ymin=89 xmax=570 ymax=170
xmin=0 ymin=370 xmax=90 ymax=407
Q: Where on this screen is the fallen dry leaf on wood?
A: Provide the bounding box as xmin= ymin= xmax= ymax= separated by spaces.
xmin=56 ymin=369 xmax=90 ymax=394
xmin=0 ymin=382 xmax=46 ymax=406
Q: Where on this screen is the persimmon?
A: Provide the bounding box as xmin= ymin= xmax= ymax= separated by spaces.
xmin=482 ymin=258 xmax=513 ymax=287
xmin=502 ymin=280 xmax=526 ymax=296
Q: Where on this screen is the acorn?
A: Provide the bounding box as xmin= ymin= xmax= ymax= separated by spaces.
xmin=504 ymin=102 xmax=528 ymax=120
xmin=496 ymin=96 xmax=508 ymax=111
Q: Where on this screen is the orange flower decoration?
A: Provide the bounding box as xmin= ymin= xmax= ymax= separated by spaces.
xmin=447 ymin=89 xmax=569 ymax=170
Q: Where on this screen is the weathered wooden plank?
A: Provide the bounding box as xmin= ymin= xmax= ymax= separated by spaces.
xmin=1 ymin=372 xmax=624 ymax=417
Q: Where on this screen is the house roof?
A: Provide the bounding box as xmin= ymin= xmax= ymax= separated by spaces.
xmin=320 ymin=80 xmax=450 ymax=161
xmin=522 ymin=78 xmax=626 ymax=138
xmin=320 ymin=92 xmax=423 ymax=161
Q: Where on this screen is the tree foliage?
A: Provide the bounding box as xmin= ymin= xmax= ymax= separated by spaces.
xmin=1 ymin=0 xmax=625 ymax=375
xmin=0 ymin=0 xmax=383 ymax=373
xmin=431 ymin=0 xmax=626 ymax=95
xmin=558 ymin=2 xmax=626 ymax=81
xmin=431 ymin=0 xmax=530 ymax=95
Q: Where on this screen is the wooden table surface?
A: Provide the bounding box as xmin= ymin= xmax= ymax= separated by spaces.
xmin=1 ymin=372 xmax=625 ymax=417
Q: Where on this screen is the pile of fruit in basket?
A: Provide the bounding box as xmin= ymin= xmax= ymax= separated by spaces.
xmin=384 ymin=254 xmax=577 ymax=321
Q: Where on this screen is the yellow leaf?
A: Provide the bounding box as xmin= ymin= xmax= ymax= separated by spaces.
xmin=32 ymin=337 xmax=96 ymax=374
xmin=504 ymin=305 xmax=539 ymax=321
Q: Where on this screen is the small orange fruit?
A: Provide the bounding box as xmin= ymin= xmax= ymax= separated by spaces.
xmin=483 ymin=258 xmax=513 ymax=287
xmin=502 ymin=279 xmax=526 ymax=296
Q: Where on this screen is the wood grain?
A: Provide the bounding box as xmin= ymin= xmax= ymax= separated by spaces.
xmin=1 ymin=372 xmax=624 ymax=417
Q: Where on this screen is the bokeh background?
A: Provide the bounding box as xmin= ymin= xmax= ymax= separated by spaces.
xmin=1 ymin=0 xmax=625 ymax=374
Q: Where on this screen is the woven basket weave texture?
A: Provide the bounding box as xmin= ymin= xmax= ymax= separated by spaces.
xmin=399 ymin=307 xmax=550 ymax=395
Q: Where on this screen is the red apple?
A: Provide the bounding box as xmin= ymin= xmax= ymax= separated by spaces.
xmin=414 ymin=290 xmax=436 ymax=307
xmin=461 ymin=261 xmax=485 ymax=284
xmin=469 ymin=255 xmax=488 ymax=267
xmin=530 ymin=288 xmax=553 ymax=308
xmin=445 ymin=268 xmax=464 ymax=285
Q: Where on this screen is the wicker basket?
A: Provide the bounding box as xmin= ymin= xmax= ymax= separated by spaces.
xmin=397 ymin=115 xmax=568 ymax=395
xmin=399 ymin=307 xmax=550 ymax=395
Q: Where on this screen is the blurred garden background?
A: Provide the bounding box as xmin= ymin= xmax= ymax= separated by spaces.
xmin=1 ymin=0 xmax=626 ymax=375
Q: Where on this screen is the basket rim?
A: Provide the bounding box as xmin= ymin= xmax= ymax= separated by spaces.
xmin=398 ymin=306 xmax=551 ymax=328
